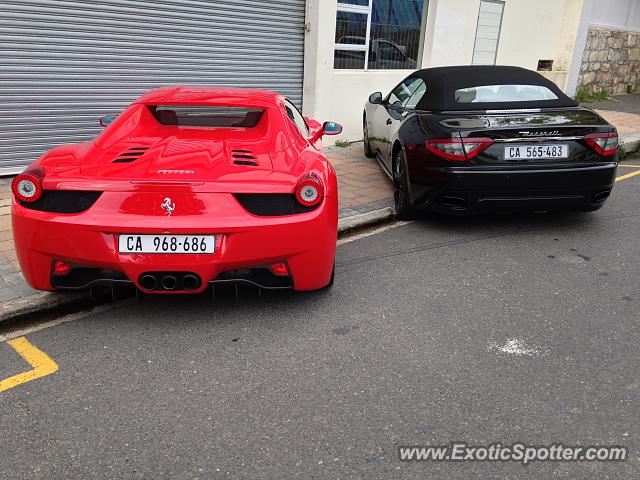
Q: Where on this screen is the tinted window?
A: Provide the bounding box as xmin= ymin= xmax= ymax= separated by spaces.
xmin=368 ymin=0 xmax=425 ymax=69
xmin=334 ymin=0 xmax=426 ymax=70
xmin=378 ymin=41 xmax=404 ymax=61
xmin=403 ymin=79 xmax=426 ymax=109
xmin=335 ymin=12 xmax=368 ymax=46
xmin=284 ymin=99 xmax=309 ymax=135
xmin=389 ymin=77 xmax=424 ymax=107
xmin=151 ymin=105 xmax=264 ymax=127
xmin=455 ymin=85 xmax=559 ymax=103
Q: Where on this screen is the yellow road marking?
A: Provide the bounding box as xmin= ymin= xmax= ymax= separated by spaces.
xmin=618 ymin=164 xmax=640 ymax=168
xmin=615 ymin=169 xmax=640 ymax=183
xmin=0 ymin=337 xmax=58 ymax=393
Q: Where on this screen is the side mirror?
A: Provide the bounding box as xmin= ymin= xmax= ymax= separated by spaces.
xmin=99 ymin=114 xmax=118 ymax=127
xmin=310 ymin=121 xmax=343 ymax=143
xmin=322 ymin=121 xmax=343 ymax=136
xmin=369 ymin=92 xmax=383 ymax=105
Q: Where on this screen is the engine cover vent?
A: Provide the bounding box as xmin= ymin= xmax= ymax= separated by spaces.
xmin=232 ymin=149 xmax=258 ymax=166
xmin=112 ymin=147 xmax=149 ymax=163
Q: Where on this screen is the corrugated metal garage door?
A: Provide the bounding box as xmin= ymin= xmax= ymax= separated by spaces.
xmin=0 ymin=0 xmax=306 ymax=174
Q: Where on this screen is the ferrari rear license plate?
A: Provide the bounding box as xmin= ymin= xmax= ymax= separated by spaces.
xmin=504 ymin=144 xmax=569 ymax=160
xmin=118 ymin=234 xmax=215 ymax=254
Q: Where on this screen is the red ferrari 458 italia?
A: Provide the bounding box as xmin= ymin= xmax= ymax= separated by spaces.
xmin=11 ymin=87 xmax=342 ymax=294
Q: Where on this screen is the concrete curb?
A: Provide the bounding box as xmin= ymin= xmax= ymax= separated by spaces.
xmin=621 ymin=132 xmax=640 ymax=154
xmin=337 ymin=206 xmax=396 ymax=235
xmin=0 ymin=291 xmax=88 ymax=324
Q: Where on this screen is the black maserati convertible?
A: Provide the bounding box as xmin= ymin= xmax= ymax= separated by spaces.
xmin=363 ymin=66 xmax=619 ymax=218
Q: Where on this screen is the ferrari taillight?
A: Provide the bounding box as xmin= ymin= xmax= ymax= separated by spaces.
xmin=584 ymin=132 xmax=619 ymax=156
xmin=12 ymin=166 xmax=44 ymax=203
xmin=295 ymin=172 xmax=324 ymax=207
xmin=426 ymin=137 xmax=493 ymax=161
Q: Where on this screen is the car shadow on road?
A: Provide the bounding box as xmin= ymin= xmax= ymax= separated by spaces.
xmin=414 ymin=209 xmax=603 ymax=234
xmin=87 ymin=282 xmax=335 ymax=332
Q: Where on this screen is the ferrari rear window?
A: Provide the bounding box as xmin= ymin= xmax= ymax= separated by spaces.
xmin=150 ymin=105 xmax=264 ymax=127
xmin=455 ymin=85 xmax=559 ymax=103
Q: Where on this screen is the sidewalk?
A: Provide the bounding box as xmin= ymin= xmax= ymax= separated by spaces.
xmin=593 ymin=110 xmax=640 ymax=152
xmin=0 ymin=110 xmax=638 ymax=322
xmin=586 ymin=93 xmax=640 ymax=151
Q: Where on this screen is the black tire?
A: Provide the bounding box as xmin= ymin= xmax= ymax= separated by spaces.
xmin=326 ymin=264 xmax=335 ymax=288
xmin=393 ymin=148 xmax=418 ymax=220
xmin=363 ymin=116 xmax=375 ymax=158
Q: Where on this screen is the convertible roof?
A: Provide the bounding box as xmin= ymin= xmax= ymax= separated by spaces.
xmin=134 ymin=86 xmax=282 ymax=108
xmin=411 ymin=66 xmax=578 ymax=111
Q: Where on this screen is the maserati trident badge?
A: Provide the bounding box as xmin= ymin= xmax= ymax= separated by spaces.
xmin=161 ymin=197 xmax=175 ymax=216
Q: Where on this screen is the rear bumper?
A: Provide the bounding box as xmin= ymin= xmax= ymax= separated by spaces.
xmin=12 ymin=194 xmax=337 ymax=293
xmin=409 ymin=163 xmax=617 ymax=214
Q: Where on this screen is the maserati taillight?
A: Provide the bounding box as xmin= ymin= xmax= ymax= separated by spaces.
xmin=12 ymin=166 xmax=44 ymax=203
xmin=584 ymin=132 xmax=619 ymax=156
xmin=426 ymin=138 xmax=493 ymax=161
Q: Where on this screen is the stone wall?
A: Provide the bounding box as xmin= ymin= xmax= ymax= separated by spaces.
xmin=578 ymin=26 xmax=640 ymax=95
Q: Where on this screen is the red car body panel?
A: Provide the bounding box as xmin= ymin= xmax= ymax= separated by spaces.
xmin=12 ymin=87 xmax=338 ymax=293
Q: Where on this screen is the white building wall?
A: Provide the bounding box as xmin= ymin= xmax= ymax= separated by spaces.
xmin=497 ymin=0 xmax=584 ymax=90
xmin=424 ymin=0 xmax=480 ymax=67
xmin=590 ymin=0 xmax=640 ymax=31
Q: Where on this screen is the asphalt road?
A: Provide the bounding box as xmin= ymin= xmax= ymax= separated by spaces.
xmin=1 ymin=164 xmax=639 ymax=479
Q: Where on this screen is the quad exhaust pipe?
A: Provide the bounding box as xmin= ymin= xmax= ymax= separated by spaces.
xmin=161 ymin=275 xmax=177 ymax=290
xmin=139 ymin=274 xmax=158 ymax=291
xmin=438 ymin=194 xmax=468 ymax=208
xmin=592 ymin=190 xmax=611 ymax=204
xmin=182 ymin=274 xmax=201 ymax=291
xmin=138 ymin=272 xmax=202 ymax=291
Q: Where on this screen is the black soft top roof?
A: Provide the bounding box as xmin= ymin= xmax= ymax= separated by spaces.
xmin=411 ymin=65 xmax=578 ymax=111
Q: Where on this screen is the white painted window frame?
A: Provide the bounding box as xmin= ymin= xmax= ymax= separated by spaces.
xmin=335 ymin=0 xmax=373 ymax=69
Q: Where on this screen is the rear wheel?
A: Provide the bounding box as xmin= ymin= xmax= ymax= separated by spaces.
xmin=363 ymin=116 xmax=375 ymax=158
xmin=393 ymin=148 xmax=418 ymax=220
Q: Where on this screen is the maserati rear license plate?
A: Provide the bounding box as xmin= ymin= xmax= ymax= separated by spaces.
xmin=118 ymin=234 xmax=215 ymax=254
xmin=504 ymin=144 xmax=569 ymax=160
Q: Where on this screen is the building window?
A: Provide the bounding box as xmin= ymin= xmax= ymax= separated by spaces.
xmin=334 ymin=0 xmax=426 ymax=70
xmin=472 ymin=0 xmax=505 ymax=65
